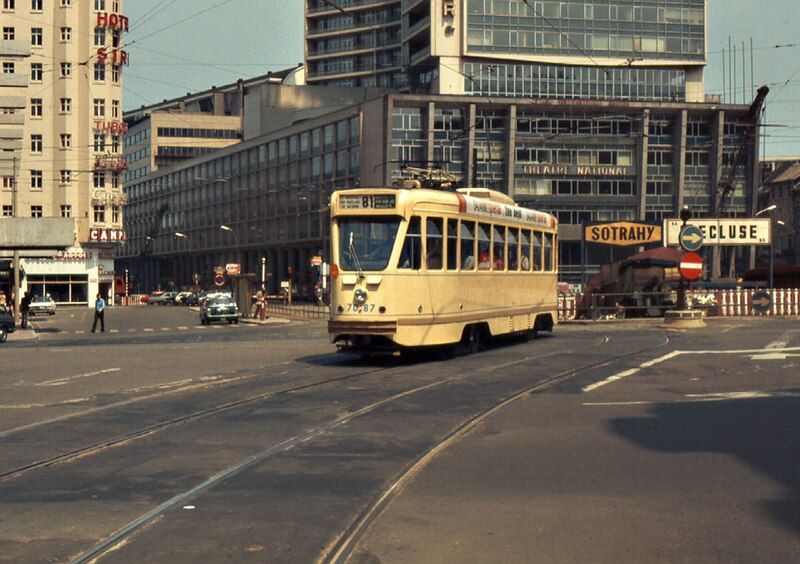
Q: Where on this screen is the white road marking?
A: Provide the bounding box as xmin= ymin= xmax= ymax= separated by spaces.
xmin=584 ymin=390 xmax=800 ymax=406
xmin=143 ymin=328 xmax=154 ymax=332
xmin=110 ymin=329 xmax=119 ymax=333
xmin=128 ymin=329 xmax=136 ymax=333
xmin=75 ymin=330 xmax=85 ymax=335
xmin=748 ymin=352 xmax=800 ymax=360
xmin=161 ymin=328 xmax=171 ymax=331
xmin=35 ymin=368 xmax=121 ymax=387
xmin=583 ymin=347 xmax=800 ymax=393
xmin=178 ymin=326 xmax=188 ymax=330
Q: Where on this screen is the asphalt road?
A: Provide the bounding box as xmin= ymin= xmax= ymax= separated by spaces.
xmin=1 ymin=308 xmax=798 ymax=562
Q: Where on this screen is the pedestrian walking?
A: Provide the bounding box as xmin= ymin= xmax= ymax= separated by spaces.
xmin=20 ymin=290 xmax=32 ymax=329
xmin=91 ymin=293 xmax=106 ymax=333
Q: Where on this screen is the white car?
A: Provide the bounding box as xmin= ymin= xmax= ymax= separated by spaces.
xmin=175 ymin=291 xmax=194 ymax=305
xmin=29 ymin=295 xmax=56 ymax=316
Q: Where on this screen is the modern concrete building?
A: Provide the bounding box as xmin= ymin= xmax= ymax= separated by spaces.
xmin=118 ymin=87 xmax=758 ymax=291
xmin=0 ymin=0 xmax=127 ymax=305
xmin=306 ymin=0 xmax=707 ymax=102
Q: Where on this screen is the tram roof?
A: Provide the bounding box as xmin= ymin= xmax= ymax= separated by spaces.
xmin=332 ymin=187 xmax=557 ymax=230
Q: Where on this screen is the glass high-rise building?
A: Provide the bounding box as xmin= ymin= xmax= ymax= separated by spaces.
xmin=306 ymin=1 xmax=707 ymax=102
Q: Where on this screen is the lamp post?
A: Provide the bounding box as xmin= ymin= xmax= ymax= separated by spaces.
xmin=756 ymin=205 xmax=778 ymax=290
xmin=220 ymin=225 xmax=241 ymax=267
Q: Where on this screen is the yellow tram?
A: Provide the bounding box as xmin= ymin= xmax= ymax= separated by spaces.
xmin=328 ymin=187 xmax=558 ymax=353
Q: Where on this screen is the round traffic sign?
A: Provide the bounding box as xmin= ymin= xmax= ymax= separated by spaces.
xmin=678 ymin=252 xmax=703 ymax=281
xmin=679 ymin=225 xmax=704 ymax=252
xmin=751 ymin=290 xmax=772 ymax=314
xmin=213 ymin=274 xmax=225 ymax=287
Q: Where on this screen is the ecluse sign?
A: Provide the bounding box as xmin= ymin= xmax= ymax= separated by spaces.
xmin=664 ymin=219 xmax=771 ymax=246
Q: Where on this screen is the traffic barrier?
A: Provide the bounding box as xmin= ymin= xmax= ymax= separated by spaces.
xmin=713 ymin=288 xmax=800 ymax=317
xmin=558 ymin=295 xmax=576 ymax=321
xmin=121 ymin=295 xmax=147 ymax=306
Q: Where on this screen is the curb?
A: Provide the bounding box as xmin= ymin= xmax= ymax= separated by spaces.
xmin=239 ymin=317 xmax=291 ymax=325
xmin=7 ymin=328 xmax=39 ymax=342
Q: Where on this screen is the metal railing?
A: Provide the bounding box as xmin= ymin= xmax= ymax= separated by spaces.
xmin=265 ymin=303 xmax=330 ymax=319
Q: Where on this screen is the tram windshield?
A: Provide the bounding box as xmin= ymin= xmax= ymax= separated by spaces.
xmin=337 ymin=218 xmax=401 ymax=272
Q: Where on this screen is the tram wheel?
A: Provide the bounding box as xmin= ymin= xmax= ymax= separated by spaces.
xmin=464 ymin=325 xmax=483 ymax=355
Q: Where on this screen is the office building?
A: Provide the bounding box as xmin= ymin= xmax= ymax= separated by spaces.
xmin=119 ymin=86 xmax=758 ymax=291
xmin=305 ymin=1 xmax=707 ymax=102
xmin=0 ymin=0 xmax=127 ymax=304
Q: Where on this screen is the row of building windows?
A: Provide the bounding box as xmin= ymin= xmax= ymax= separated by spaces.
xmin=28 ymin=97 xmax=119 ymax=118
xmin=29 ymin=132 xmax=120 ymax=152
xmin=1 ymin=0 xmax=117 ymax=10
xmin=515 ymin=178 xmax=635 ymax=196
xmin=1 ymin=204 xmax=123 ymax=221
xmin=156 ymin=127 xmax=240 ymax=140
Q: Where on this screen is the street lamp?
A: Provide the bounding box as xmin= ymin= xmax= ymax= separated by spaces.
xmin=756 ymin=205 xmax=778 ymax=289
xmin=220 ymin=225 xmax=241 ymax=266
xmin=174 ymin=232 xmax=187 ymax=239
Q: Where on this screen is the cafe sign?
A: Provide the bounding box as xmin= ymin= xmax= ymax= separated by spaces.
xmin=584 ymin=221 xmax=662 ymax=247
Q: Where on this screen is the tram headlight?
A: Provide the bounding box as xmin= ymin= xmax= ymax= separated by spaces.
xmin=353 ymin=288 xmax=368 ymax=306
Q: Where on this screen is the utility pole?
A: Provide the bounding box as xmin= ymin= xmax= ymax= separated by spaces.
xmin=12 ymin=156 xmax=21 ymax=327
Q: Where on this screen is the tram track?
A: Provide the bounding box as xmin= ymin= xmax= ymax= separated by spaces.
xmin=61 ymin=332 xmax=667 ymax=563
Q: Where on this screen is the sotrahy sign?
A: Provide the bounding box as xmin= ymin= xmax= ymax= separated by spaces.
xmin=584 ymin=221 xmax=662 ymax=247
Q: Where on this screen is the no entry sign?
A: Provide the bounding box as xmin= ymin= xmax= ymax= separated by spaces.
xmin=679 ymin=252 xmax=703 ymax=281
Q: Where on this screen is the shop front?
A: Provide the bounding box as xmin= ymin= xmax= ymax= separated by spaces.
xmin=21 ymin=247 xmax=114 ymax=307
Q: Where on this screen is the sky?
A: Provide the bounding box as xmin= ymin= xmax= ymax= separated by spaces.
xmin=123 ymin=0 xmax=800 ymax=157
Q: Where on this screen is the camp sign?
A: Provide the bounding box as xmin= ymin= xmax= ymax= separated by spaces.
xmin=584 ymin=221 xmax=662 ymax=247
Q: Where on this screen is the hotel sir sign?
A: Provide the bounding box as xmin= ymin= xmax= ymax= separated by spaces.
xmin=519 ymin=164 xmax=634 ymax=177
xmin=584 ymin=221 xmax=662 ymax=247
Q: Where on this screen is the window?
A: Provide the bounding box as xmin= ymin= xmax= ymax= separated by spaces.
xmin=112 ymin=99 xmax=119 ymax=118
xmin=60 ymin=62 xmax=71 ymax=77
xmin=60 ymin=97 xmax=71 ymax=112
xmin=398 ymin=216 xmax=421 ymax=270
xmin=31 ymin=205 xmax=43 ymax=218
xmin=30 ymin=170 xmax=42 ymax=189
xmin=93 ymin=171 xmax=105 ymax=188
xmin=93 ymin=62 xmax=105 ymax=81
xmin=337 ymin=218 xmax=400 ymax=272
xmin=544 ymin=233 xmax=555 ymax=271
xmin=61 ymin=0 xmax=71 ymax=6
xmin=2 ymin=206 xmax=12 ymax=217
xmin=507 ymin=227 xmax=519 ymax=271
xmin=112 ymin=205 xmax=119 ymax=223
xmin=520 ymin=230 xmax=532 ymax=271
xmin=60 ymin=133 xmax=71 ymax=148
xmin=31 ymin=0 xmax=42 ymax=10
xmin=446 ymin=220 xmax=458 ymax=270
xmin=112 ymin=66 xmax=120 ymax=83
xmin=31 ymin=27 xmax=42 ymax=46
xmin=93 ymin=133 xmax=105 ymax=151
xmin=532 ymin=232 xmax=543 ymax=271
xmin=477 ymin=223 xmax=491 ymax=270
xmin=31 ymin=98 xmax=42 ymax=117
xmin=460 ymin=221 xmax=476 ymax=270
xmin=3 ymin=0 xmax=15 ymax=10
xmin=30 ymin=63 xmax=42 ymax=81
xmin=492 ymin=225 xmax=506 ymax=270
xmin=93 ymin=205 xmax=105 ymax=223
xmin=2 ymin=62 xmax=14 ymax=74
xmin=30 ymin=134 xmax=42 ymax=152
xmin=60 ymin=205 xmax=71 ymax=217
xmin=93 ymin=98 xmax=105 ymax=117
xmin=94 ymin=0 xmax=104 ymax=10
xmin=2 ymin=27 xmax=14 ymax=41
xmin=425 ymin=217 xmax=443 ymax=270
xmin=94 ymin=26 xmax=105 ymax=46
xmin=60 ymin=27 xmax=71 ymax=41
xmin=111 ymin=134 xmax=120 ymax=152
xmin=60 ymin=170 xmax=71 ymax=183
xmin=2 ymin=177 xmax=12 ymax=189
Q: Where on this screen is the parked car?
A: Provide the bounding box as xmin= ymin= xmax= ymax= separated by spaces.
xmin=0 ymin=309 xmax=15 ymax=343
xmin=148 ymin=291 xmax=178 ymax=305
xmin=28 ymin=294 xmax=56 ymax=316
xmin=200 ymin=295 xmax=239 ymax=325
xmin=183 ymin=293 xmax=199 ymax=307
xmin=175 ymin=291 xmax=194 ymax=305
xmin=141 ymin=291 xmax=163 ymax=304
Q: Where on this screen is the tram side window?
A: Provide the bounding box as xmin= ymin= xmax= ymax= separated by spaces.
xmin=520 ymin=230 xmax=532 ymax=271
xmin=426 ymin=217 xmax=444 ymax=270
xmin=446 ymin=219 xmax=458 ymax=270
xmin=461 ymin=221 xmax=476 ymax=270
xmin=492 ymin=225 xmax=506 ymax=271
xmin=532 ymin=231 xmax=543 ymax=271
xmin=477 ymin=223 xmax=491 ymax=270
xmin=507 ymin=227 xmax=519 ymax=271
xmin=544 ymin=233 xmax=554 ymax=271
xmin=398 ymin=216 xmax=422 ymax=269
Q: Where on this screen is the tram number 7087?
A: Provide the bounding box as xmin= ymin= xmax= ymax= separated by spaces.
xmin=346 ymin=303 xmax=376 ymax=313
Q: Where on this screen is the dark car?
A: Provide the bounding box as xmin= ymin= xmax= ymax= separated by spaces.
xmin=0 ymin=309 xmax=15 ymax=343
xmin=200 ymin=295 xmax=239 ymax=325
xmin=183 ymin=293 xmax=199 ymax=306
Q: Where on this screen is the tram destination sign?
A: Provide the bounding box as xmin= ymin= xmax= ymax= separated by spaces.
xmin=663 ymin=219 xmax=771 ymax=246
xmin=339 ymin=194 xmax=396 ymax=210
xmin=584 ymin=221 xmax=662 ymax=247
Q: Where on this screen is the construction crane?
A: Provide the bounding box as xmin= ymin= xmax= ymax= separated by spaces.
xmin=131 ymin=203 xmax=168 ymax=292
xmin=715 ymin=85 xmax=769 ymax=215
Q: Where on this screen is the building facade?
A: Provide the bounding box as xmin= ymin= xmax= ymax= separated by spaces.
xmin=305 ymin=1 xmax=707 ymax=102
xmin=760 ymin=162 xmax=800 ymax=264
xmin=119 ymin=89 xmax=758 ymax=291
xmin=0 ymin=0 xmax=127 ymax=305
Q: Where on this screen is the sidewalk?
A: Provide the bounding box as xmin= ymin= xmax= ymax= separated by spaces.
xmin=7 ymin=328 xmax=38 ymax=342
xmin=239 ymin=316 xmax=290 ymax=325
